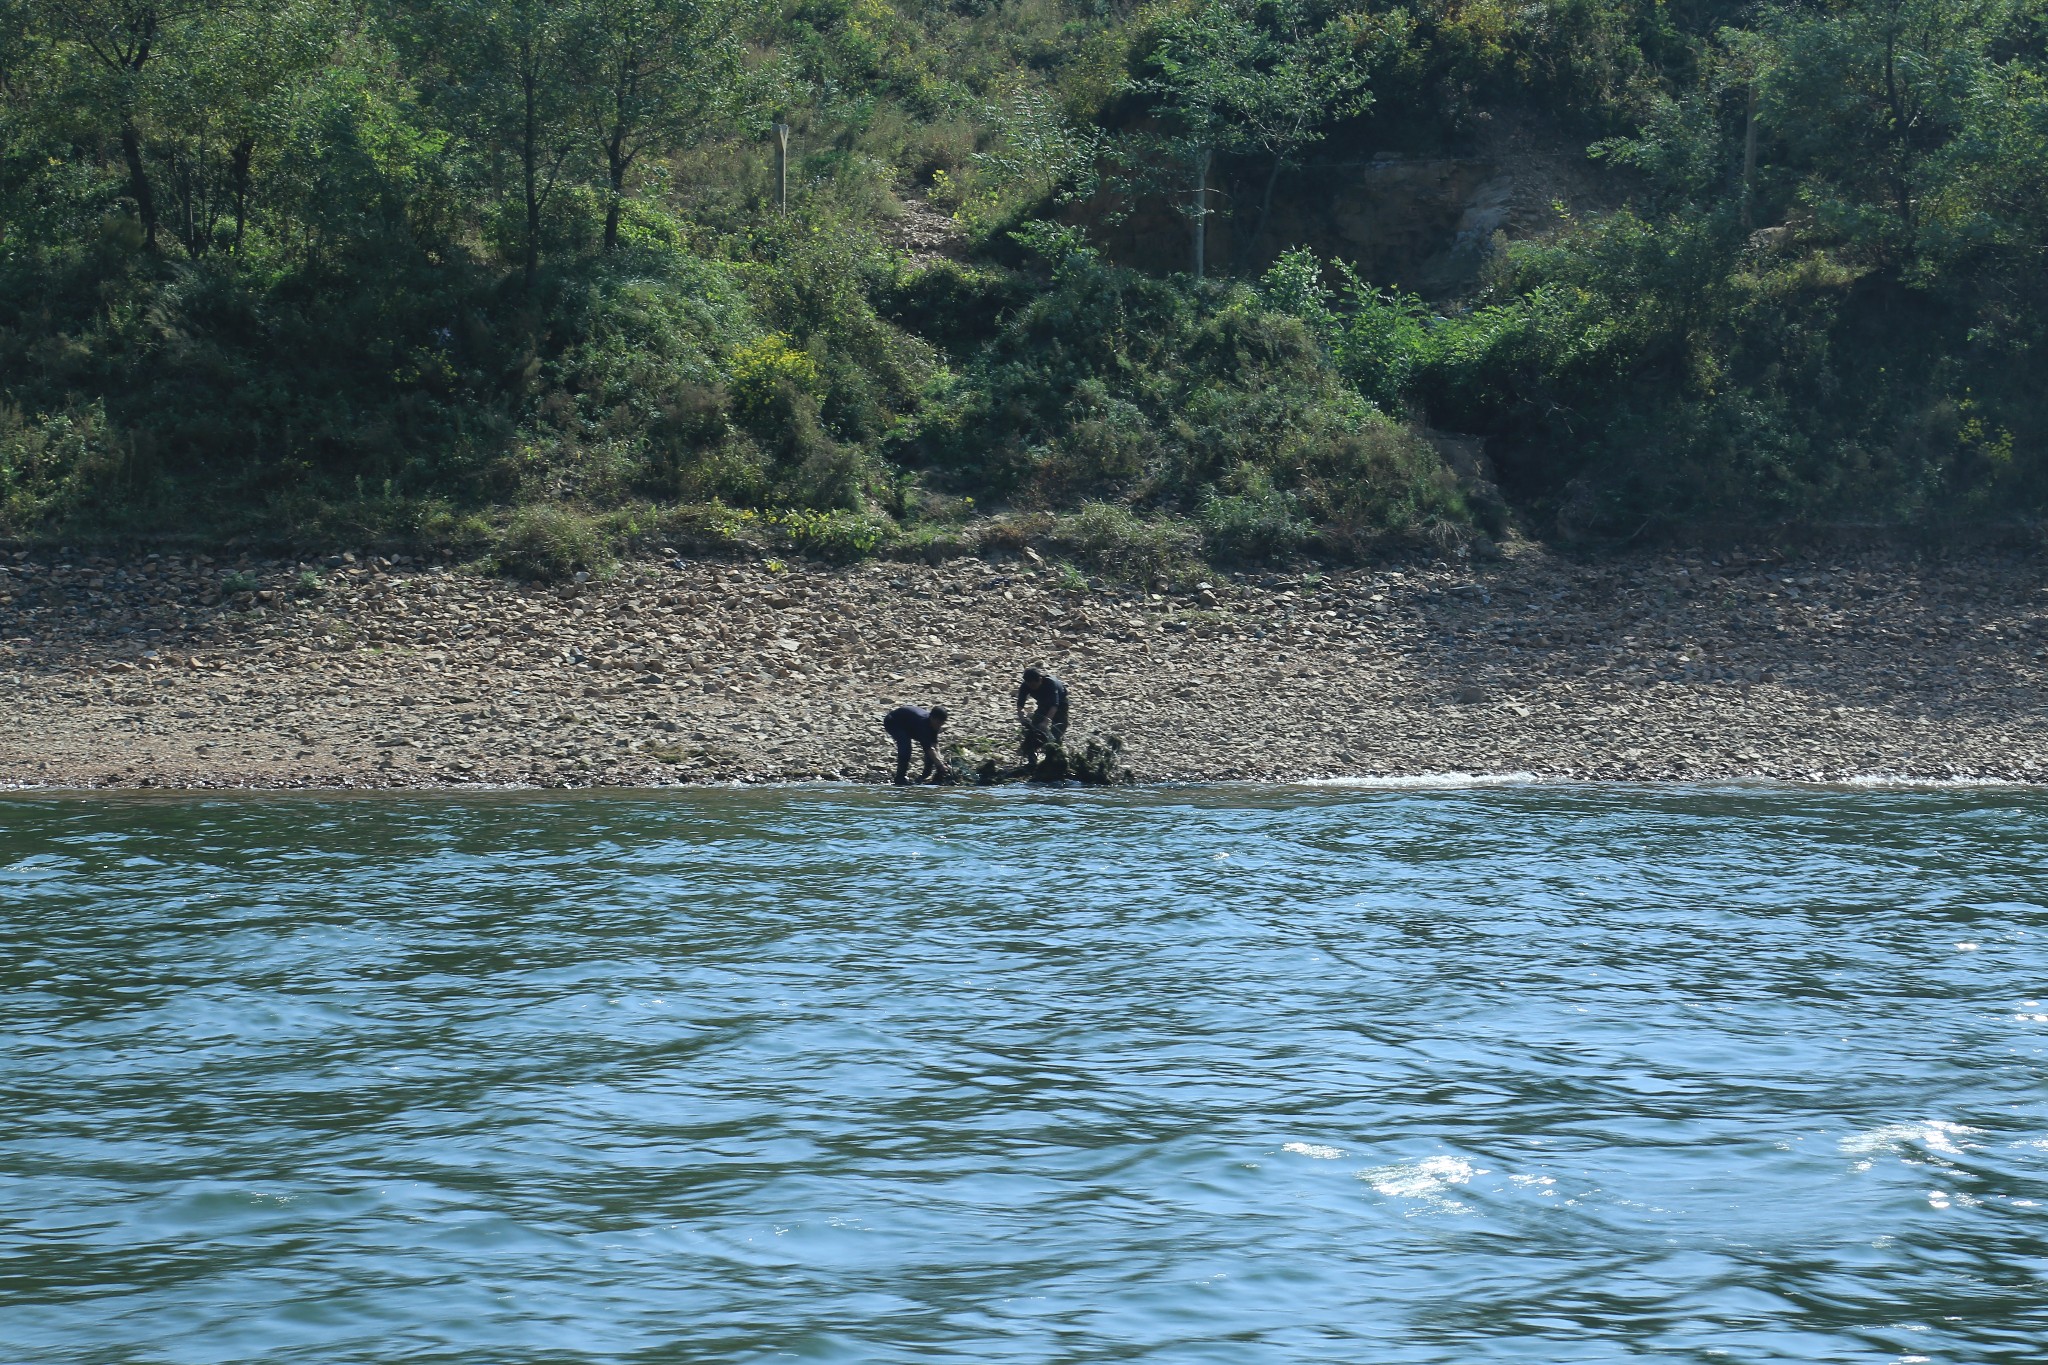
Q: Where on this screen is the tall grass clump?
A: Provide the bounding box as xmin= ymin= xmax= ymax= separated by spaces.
xmin=495 ymin=506 xmax=611 ymax=582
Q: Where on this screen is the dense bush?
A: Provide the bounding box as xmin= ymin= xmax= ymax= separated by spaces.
xmin=495 ymin=505 xmax=612 ymax=581
xmin=909 ymin=237 xmax=1468 ymax=558
xmin=1044 ymin=502 xmax=1201 ymax=581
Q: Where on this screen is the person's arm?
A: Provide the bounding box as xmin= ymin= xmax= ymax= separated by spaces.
xmin=919 ymin=739 xmax=951 ymax=780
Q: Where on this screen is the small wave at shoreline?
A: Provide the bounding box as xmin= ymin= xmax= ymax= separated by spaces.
xmin=1832 ymin=772 xmax=2037 ymax=789
xmin=1300 ymin=771 xmax=2042 ymax=792
xmin=1297 ymin=772 xmax=1549 ymax=789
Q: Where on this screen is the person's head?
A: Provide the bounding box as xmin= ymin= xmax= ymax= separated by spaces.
xmin=928 ymin=704 xmax=949 ymax=731
xmin=1021 ymin=666 xmax=1044 ymax=691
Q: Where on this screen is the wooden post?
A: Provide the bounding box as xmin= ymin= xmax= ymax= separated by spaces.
xmin=773 ymin=118 xmax=790 ymax=213
xmin=1192 ymin=145 xmax=1211 ymax=280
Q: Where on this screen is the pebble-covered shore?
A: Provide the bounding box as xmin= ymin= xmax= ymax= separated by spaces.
xmin=2 ymin=542 xmax=2045 ymax=788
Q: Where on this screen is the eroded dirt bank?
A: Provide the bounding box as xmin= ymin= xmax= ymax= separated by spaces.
xmin=2 ymin=543 xmax=2045 ymax=788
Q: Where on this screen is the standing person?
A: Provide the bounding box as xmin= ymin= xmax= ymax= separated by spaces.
xmin=1015 ymin=666 xmax=1069 ymax=771
xmin=882 ymin=703 xmax=951 ymax=785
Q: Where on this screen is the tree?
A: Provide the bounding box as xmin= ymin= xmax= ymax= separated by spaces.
xmin=569 ymin=0 xmax=747 ymax=254
xmin=1121 ymin=0 xmax=1379 ymax=279
xmin=13 ymin=0 xmax=336 ymax=259
xmin=22 ymin=0 xmax=227 ymax=252
xmin=407 ymin=0 xmax=583 ymax=291
xmin=972 ymin=85 xmax=1104 ymax=207
xmin=1232 ymin=2 xmax=1391 ymax=268
xmin=1760 ymin=0 xmax=2002 ymax=265
xmin=151 ymin=0 xmax=339 ymax=256
xmin=1121 ymin=0 xmax=1266 ymax=280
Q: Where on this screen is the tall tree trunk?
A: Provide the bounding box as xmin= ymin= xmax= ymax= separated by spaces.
xmin=1247 ymin=154 xmax=1286 ymax=270
xmin=119 ymin=120 xmax=158 ymax=252
xmin=1741 ymin=83 xmax=1759 ymax=232
xmin=774 ymin=119 xmax=790 ymax=213
xmin=1191 ymin=145 xmax=1211 ymax=280
xmin=522 ymin=69 xmax=540 ymax=292
xmin=604 ymin=53 xmax=633 ymax=253
xmin=230 ymin=137 xmax=254 ymax=254
xmin=1880 ymin=30 xmax=1915 ymax=251
xmin=603 ymin=126 xmax=628 ymax=253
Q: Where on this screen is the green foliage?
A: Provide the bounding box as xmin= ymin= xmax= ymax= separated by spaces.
xmin=880 ymin=260 xmax=1027 ymax=357
xmin=0 ymin=0 xmax=2039 ymax=557
xmin=728 ymin=334 xmax=823 ymax=415
xmin=916 ymin=248 xmax=1468 ymax=554
xmin=769 ymin=506 xmax=890 ymax=561
xmin=1199 ymin=467 xmax=1309 ymax=561
xmin=496 ymin=505 xmax=611 ymax=581
xmin=0 ymin=403 xmax=127 ymax=534
xmin=1111 ymin=0 xmax=1377 ymax=276
xmin=1259 ymin=247 xmax=1431 ymax=411
xmin=1420 ymin=0 xmax=2046 ymax=533
xmin=1044 ymin=502 xmax=1200 ymax=582
xmin=939 ymin=85 xmax=1103 ymax=234
xmin=1239 ymin=0 xmax=2048 ymax=539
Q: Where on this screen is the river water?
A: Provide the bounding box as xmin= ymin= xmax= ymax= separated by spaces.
xmin=3 ymin=784 xmax=2045 ymax=1363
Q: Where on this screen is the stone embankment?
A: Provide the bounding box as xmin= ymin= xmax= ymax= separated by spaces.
xmin=1 ymin=543 xmax=2044 ymax=788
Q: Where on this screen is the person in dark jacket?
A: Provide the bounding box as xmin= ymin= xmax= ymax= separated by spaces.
xmin=882 ymin=703 xmax=951 ymax=785
xmin=1015 ymin=667 xmax=1069 ymax=770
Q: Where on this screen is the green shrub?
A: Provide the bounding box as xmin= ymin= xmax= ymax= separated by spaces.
xmin=1301 ymin=423 xmax=1470 ymax=553
xmin=1045 ymin=502 xmax=1199 ymax=582
xmin=0 ymin=402 xmax=129 ymax=535
xmin=728 ymin=334 xmax=822 ymax=417
xmin=5 ymin=0 xmax=2038 ymax=555
xmin=894 ymin=524 xmax=972 ymax=563
xmin=654 ymin=502 xmax=772 ymax=556
xmin=880 ymin=262 xmax=1026 ymax=358
xmin=771 ymin=507 xmax=892 ymax=562
xmin=1198 ymin=467 xmax=1309 ymax=562
xmin=912 ymin=251 xmax=1470 ymax=558
xmin=495 ymin=506 xmax=610 ymax=582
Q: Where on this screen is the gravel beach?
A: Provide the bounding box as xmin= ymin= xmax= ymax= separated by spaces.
xmin=3 ymin=543 xmax=2045 ymax=788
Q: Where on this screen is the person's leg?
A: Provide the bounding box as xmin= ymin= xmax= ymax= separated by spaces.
xmin=893 ymin=731 xmax=912 ymax=784
xmin=1020 ymin=719 xmax=1045 ymax=766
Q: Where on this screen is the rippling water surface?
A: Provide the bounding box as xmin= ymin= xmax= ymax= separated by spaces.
xmin=3 ymin=785 xmax=2046 ymax=1363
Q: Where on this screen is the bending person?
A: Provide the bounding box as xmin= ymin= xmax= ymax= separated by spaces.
xmin=1014 ymin=666 xmax=1069 ymax=771
xmin=882 ymin=703 xmax=951 ymax=785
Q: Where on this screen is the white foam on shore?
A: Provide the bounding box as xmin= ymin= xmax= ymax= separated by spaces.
xmin=1298 ymin=772 xmax=1548 ymax=789
xmin=1832 ymin=773 xmax=2035 ymax=789
xmin=1298 ymin=771 xmax=2040 ymax=791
